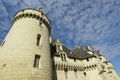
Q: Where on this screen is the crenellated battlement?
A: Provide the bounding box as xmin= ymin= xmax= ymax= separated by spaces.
xmin=0 ymin=8 xmax=52 ymax=80
xmin=51 ymin=38 xmax=120 ymax=80
xmin=12 ymin=8 xmax=51 ymax=31
xmin=0 ymin=8 xmax=119 ymax=80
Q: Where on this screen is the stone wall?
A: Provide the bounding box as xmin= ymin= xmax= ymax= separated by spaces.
xmin=0 ymin=9 xmax=52 ymax=80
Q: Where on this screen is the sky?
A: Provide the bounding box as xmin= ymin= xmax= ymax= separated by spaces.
xmin=0 ymin=0 xmax=120 ymax=76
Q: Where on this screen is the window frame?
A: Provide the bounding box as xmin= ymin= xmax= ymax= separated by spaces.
xmin=36 ymin=34 xmax=41 ymax=46
xmin=33 ymin=54 xmax=41 ymax=68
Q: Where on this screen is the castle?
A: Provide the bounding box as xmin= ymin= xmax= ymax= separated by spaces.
xmin=0 ymin=8 xmax=119 ymax=80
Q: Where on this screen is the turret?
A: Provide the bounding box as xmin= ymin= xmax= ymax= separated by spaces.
xmin=0 ymin=8 xmax=52 ymax=80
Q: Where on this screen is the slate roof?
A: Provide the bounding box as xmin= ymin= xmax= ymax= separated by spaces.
xmin=50 ymin=39 xmax=96 ymax=59
xmin=71 ymin=47 xmax=94 ymax=59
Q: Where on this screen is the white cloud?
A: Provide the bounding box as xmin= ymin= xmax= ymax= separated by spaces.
xmin=0 ymin=0 xmax=120 ymax=61
xmin=2 ymin=0 xmax=18 ymax=6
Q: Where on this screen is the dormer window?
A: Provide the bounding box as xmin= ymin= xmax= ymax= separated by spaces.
xmin=60 ymin=54 xmax=67 ymax=61
xmin=60 ymin=54 xmax=63 ymax=61
xmin=56 ymin=45 xmax=62 ymax=51
xmin=57 ymin=45 xmax=60 ymax=51
xmin=61 ymin=56 xmax=64 ymax=61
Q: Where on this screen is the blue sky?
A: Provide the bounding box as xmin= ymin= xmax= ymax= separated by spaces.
xmin=0 ymin=0 xmax=120 ymax=76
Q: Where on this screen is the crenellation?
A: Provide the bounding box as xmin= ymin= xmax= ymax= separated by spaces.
xmin=0 ymin=8 xmax=119 ymax=80
xmin=51 ymin=39 xmax=120 ymax=80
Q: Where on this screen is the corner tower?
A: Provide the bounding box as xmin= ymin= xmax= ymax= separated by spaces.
xmin=0 ymin=8 xmax=52 ymax=80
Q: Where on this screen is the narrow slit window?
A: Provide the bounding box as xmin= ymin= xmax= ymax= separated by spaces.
xmin=86 ymin=58 xmax=89 ymax=61
xmin=36 ymin=34 xmax=41 ymax=46
xmin=84 ymin=72 xmax=86 ymax=76
xmin=74 ymin=58 xmax=76 ymax=62
xmin=64 ymin=54 xmax=66 ymax=61
xmin=74 ymin=70 xmax=78 ymax=79
xmin=60 ymin=54 xmax=64 ymax=61
xmin=64 ymin=69 xmax=68 ymax=79
xmin=39 ymin=21 xmax=42 ymax=26
xmin=34 ymin=54 xmax=40 ymax=68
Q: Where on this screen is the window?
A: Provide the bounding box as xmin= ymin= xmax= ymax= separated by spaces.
xmin=106 ymin=62 xmax=108 ymax=65
xmin=41 ymin=12 xmax=43 ymax=15
xmin=74 ymin=70 xmax=78 ymax=78
xmin=84 ymin=72 xmax=86 ymax=76
xmin=99 ymin=57 xmax=102 ymax=60
xmin=57 ymin=45 xmax=61 ymax=51
xmin=74 ymin=58 xmax=76 ymax=62
xmin=64 ymin=69 xmax=68 ymax=79
xmin=61 ymin=56 xmax=64 ymax=61
xmin=60 ymin=54 xmax=64 ymax=61
xmin=33 ymin=54 xmax=40 ymax=68
xmin=36 ymin=34 xmax=41 ymax=46
xmin=64 ymin=54 xmax=66 ymax=61
xmin=43 ymin=19 xmax=45 ymax=24
xmin=86 ymin=58 xmax=89 ymax=61
xmin=60 ymin=54 xmax=66 ymax=61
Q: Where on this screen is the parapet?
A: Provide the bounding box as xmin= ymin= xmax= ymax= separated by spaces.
xmin=12 ymin=8 xmax=51 ymax=32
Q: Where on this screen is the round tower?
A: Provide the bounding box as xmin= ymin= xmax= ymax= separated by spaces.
xmin=0 ymin=8 xmax=52 ymax=80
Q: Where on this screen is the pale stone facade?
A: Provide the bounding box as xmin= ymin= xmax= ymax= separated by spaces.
xmin=51 ymin=39 xmax=120 ymax=80
xmin=0 ymin=8 xmax=52 ymax=80
xmin=0 ymin=8 xmax=119 ymax=80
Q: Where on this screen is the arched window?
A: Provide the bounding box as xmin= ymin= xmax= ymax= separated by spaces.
xmin=64 ymin=54 xmax=66 ymax=61
xmin=36 ymin=34 xmax=41 ymax=46
xmin=61 ymin=54 xmax=64 ymax=61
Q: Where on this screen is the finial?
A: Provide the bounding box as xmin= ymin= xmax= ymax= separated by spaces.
xmin=86 ymin=45 xmax=92 ymax=51
xmin=38 ymin=8 xmax=44 ymax=15
xmin=38 ymin=8 xmax=43 ymax=12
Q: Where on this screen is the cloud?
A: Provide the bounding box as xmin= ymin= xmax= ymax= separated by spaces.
xmin=0 ymin=0 xmax=120 ymax=62
xmin=37 ymin=0 xmax=120 ymax=61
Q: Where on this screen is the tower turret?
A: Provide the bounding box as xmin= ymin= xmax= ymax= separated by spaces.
xmin=0 ymin=8 xmax=52 ymax=80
